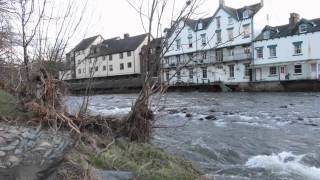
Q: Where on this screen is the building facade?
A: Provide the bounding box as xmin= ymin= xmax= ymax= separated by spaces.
xmin=253 ymin=13 xmax=320 ymax=81
xmin=161 ymin=0 xmax=265 ymax=86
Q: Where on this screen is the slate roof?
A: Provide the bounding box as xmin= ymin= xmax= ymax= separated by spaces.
xmin=73 ymin=35 xmax=100 ymax=52
xmin=255 ymin=18 xmax=320 ymax=41
xmin=164 ymin=2 xmax=262 ymax=38
xmin=87 ymin=34 xmax=148 ymax=58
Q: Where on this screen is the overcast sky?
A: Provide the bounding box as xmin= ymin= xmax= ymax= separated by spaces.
xmin=80 ymin=0 xmax=319 ymax=41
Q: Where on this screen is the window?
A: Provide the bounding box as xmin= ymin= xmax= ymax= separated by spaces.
xmin=299 ymin=24 xmax=308 ymax=33
xmin=176 ymin=55 xmax=181 ymax=64
xmin=256 ymin=47 xmax=263 ymax=59
xmin=202 ymin=68 xmax=207 ymax=79
xmin=229 ymin=65 xmax=235 ymax=78
xmin=103 ymin=66 xmax=106 ymax=71
xmin=109 ymin=65 xmax=113 ymax=71
xmin=120 ymin=63 xmax=124 ymax=70
xmin=243 ymin=10 xmax=250 ymax=19
xmin=120 ymin=53 xmax=124 ymax=59
xmin=216 ymin=49 xmax=223 ymax=62
xmin=268 ymin=45 xmax=277 ymax=57
xmin=198 ymin=22 xmax=203 ymax=30
xmin=216 ymin=17 xmax=221 ymax=29
xmin=244 ymin=63 xmax=250 ymax=77
xmin=244 ymin=46 xmax=251 ymax=54
xmin=102 ymin=56 xmax=106 ymax=61
xmin=311 ymin=64 xmax=317 ymax=72
xmin=264 ymin=31 xmax=270 ymax=39
xmin=127 ymin=51 xmax=132 ymax=57
xmin=189 ymin=69 xmax=194 ymax=79
xmin=202 ymin=51 xmax=207 ymax=60
xmin=294 ymin=64 xmax=302 ymax=74
xmin=228 ymin=29 xmax=234 ymax=41
xmin=188 ymin=53 xmax=193 ymax=60
xmin=188 ymin=36 xmax=193 ymax=48
xmin=164 ymin=57 xmax=169 ymax=64
xmin=95 ymin=66 xmax=99 ymax=72
xmin=269 ymin=66 xmax=277 ymax=75
xmin=201 ymin=34 xmax=206 ymax=46
xmin=83 ymin=68 xmax=86 ymax=73
xmin=176 ymin=39 xmax=181 ymax=50
xmin=109 ymin=55 xmax=113 ymax=61
xmin=177 ymin=71 xmax=181 ymax=80
xmin=78 ymin=69 xmax=81 ymax=74
xmin=127 ymin=62 xmax=132 ymax=68
xmin=228 ymin=48 xmax=234 ymax=56
xmin=217 ymin=31 xmax=222 ymax=43
xmin=293 ymin=42 xmax=302 ymax=55
xmin=228 ymin=17 xmax=233 ymax=25
xmin=243 ymin=24 xmax=250 ymax=38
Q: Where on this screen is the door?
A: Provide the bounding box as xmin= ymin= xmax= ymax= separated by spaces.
xmin=280 ymin=66 xmax=286 ymax=80
xmin=255 ymin=68 xmax=262 ymax=81
xmin=311 ymin=64 xmax=317 ymax=79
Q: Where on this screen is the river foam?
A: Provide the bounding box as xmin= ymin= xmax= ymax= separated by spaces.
xmin=246 ymin=152 xmax=320 ymax=180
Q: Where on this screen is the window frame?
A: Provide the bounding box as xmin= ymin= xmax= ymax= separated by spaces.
xmin=294 ymin=64 xmax=302 ymax=74
xmin=127 ymin=62 xmax=132 ymax=68
xmin=268 ymin=45 xmax=277 ymax=58
xmin=269 ymin=66 xmax=277 ymax=76
xmin=202 ymin=68 xmax=208 ymax=79
xmin=299 ymin=24 xmax=308 ymax=33
xmin=229 ymin=65 xmax=235 ymax=78
xmin=120 ymin=63 xmax=124 ymax=70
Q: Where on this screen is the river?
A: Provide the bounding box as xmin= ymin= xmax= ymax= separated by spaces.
xmin=66 ymin=92 xmax=320 ymax=180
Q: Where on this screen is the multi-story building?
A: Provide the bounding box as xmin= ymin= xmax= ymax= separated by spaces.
xmin=253 ymin=13 xmax=320 ymax=81
xmin=77 ymin=33 xmax=148 ymax=79
xmin=161 ymin=0 xmax=265 ymax=86
xmin=61 ymin=35 xmax=104 ymax=80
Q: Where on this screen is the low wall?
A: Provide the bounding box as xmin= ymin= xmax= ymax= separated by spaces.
xmin=66 ymin=78 xmax=320 ymax=94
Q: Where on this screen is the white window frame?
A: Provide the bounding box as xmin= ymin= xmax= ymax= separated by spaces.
xmin=299 ymin=24 xmax=308 ymax=33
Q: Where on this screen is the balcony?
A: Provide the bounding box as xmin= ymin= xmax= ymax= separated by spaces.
xmin=223 ymin=52 xmax=251 ymax=62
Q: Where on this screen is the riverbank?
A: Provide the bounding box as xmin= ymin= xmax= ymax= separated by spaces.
xmin=0 ymin=89 xmax=202 ymax=179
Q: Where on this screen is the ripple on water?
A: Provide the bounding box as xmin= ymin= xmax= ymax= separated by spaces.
xmin=246 ymin=152 xmax=320 ymax=180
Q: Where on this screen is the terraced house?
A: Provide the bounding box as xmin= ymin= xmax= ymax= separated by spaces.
xmin=161 ymin=0 xmax=266 ymax=86
xmin=253 ymin=13 xmax=320 ymax=81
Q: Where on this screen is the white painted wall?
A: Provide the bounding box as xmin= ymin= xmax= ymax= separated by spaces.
xmin=253 ymin=31 xmax=320 ymax=81
xmin=74 ymin=36 xmax=148 ymax=79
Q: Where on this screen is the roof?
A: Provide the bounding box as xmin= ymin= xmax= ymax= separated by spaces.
xmin=164 ymin=2 xmax=262 ymax=38
xmin=87 ymin=34 xmax=148 ymax=58
xmin=73 ymin=35 xmax=101 ymax=52
xmin=213 ymin=3 xmax=263 ymax=21
xmin=255 ymin=18 xmax=320 ymax=41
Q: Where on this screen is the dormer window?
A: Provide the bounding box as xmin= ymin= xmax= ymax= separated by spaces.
xmin=299 ymin=24 xmax=308 ymax=33
xmin=216 ymin=17 xmax=221 ymax=29
xmin=263 ymin=31 xmax=270 ymax=39
xmin=243 ymin=10 xmax=250 ymax=19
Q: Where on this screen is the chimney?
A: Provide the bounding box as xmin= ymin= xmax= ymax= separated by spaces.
xmin=289 ymin=13 xmax=300 ymax=25
xmin=260 ymin=0 xmax=264 ymax=7
xmin=124 ymin=33 xmax=130 ymax=39
xmin=219 ymin=0 xmax=225 ymax=7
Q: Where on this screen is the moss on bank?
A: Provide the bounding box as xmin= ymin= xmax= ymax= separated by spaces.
xmin=71 ymin=135 xmax=200 ymax=180
xmin=0 ymin=90 xmax=19 ymax=118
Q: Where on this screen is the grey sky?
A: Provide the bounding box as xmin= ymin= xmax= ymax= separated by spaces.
xmin=81 ymin=0 xmax=319 ymax=41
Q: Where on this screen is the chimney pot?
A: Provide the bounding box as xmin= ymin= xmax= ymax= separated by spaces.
xmin=219 ymin=0 xmax=225 ymax=7
xmin=124 ymin=33 xmax=130 ymax=39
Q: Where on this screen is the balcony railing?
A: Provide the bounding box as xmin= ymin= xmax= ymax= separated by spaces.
xmin=162 ymin=52 xmax=252 ymax=68
xmin=223 ymin=52 xmax=251 ymax=62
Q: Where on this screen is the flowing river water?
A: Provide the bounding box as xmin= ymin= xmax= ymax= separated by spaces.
xmin=66 ymin=92 xmax=320 ymax=180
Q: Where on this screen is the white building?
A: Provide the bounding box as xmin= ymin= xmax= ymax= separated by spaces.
xmin=162 ymin=0 xmax=265 ymax=86
xmin=71 ymin=34 xmax=148 ymax=79
xmin=253 ymin=13 xmax=320 ymax=81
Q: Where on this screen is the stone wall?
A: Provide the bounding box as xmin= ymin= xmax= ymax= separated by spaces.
xmin=0 ymin=123 xmax=73 ymax=180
